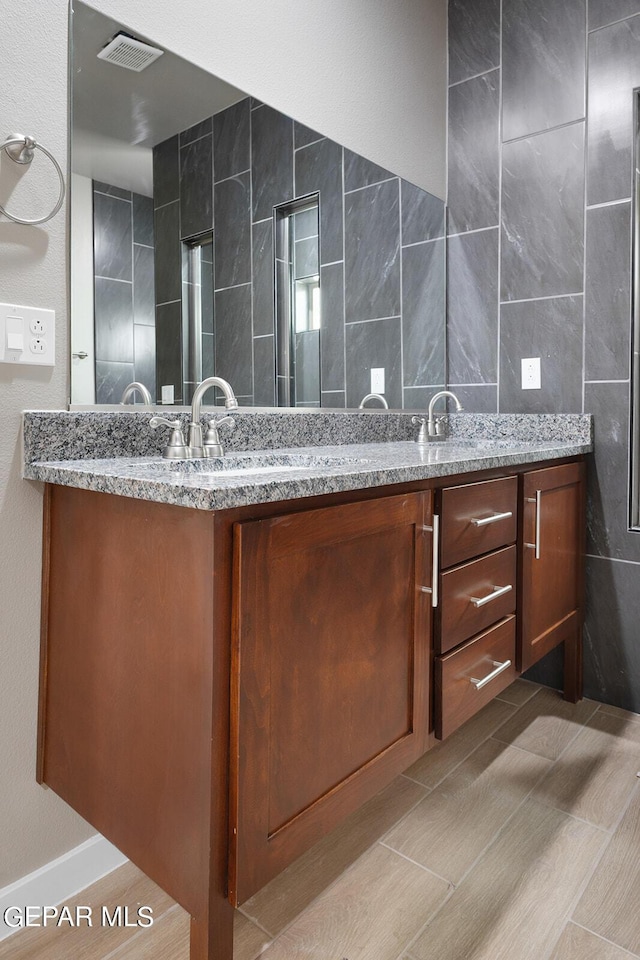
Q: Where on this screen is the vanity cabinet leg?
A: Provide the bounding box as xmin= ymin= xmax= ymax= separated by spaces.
xmin=190 ymin=905 xmax=234 ymax=960
xmin=563 ymin=625 xmax=583 ymax=704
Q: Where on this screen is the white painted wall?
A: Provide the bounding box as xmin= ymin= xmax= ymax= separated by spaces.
xmin=0 ymin=0 xmax=446 ymax=890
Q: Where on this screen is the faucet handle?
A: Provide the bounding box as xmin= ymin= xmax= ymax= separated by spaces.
xmin=203 ymin=415 xmax=235 ymax=457
xmin=149 ymin=416 xmax=190 ymax=459
xmin=411 ymin=416 xmax=429 ymax=444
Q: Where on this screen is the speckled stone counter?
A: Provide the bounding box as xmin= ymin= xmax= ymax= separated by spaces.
xmin=23 ymin=410 xmax=592 ymax=511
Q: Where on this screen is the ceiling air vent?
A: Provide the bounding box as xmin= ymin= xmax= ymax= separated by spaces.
xmin=97 ymin=32 xmax=164 ymax=73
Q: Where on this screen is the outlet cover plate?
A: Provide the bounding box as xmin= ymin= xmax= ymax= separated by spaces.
xmin=0 ymin=303 xmax=55 ymax=366
xmin=521 ymin=357 xmax=541 ymax=390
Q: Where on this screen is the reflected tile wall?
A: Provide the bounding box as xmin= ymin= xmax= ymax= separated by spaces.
xmin=153 ymin=96 xmax=445 ymax=408
xmin=447 ymin=229 xmax=498 ymax=384
xmin=447 ymin=0 xmax=640 ymax=708
xmin=93 ymin=182 xmax=155 ymax=400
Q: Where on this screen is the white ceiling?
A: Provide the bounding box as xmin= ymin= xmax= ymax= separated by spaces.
xmin=72 ymin=1 xmax=247 ymax=193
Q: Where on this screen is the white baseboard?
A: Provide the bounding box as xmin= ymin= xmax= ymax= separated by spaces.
xmin=0 ymin=836 xmax=128 ymax=941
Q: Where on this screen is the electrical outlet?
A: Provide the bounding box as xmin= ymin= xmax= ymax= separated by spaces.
xmin=370 ymin=368 xmax=385 ymax=394
xmin=0 ymin=303 xmax=55 ymax=366
xmin=521 ymin=357 xmax=541 ymax=390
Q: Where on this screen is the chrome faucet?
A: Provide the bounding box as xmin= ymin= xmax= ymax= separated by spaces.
xmin=150 ymin=377 xmax=238 ymax=459
xmin=358 ymin=393 xmax=389 ymax=409
xmin=413 ymin=390 xmax=464 ymax=442
xmin=120 ymin=381 xmax=153 ymax=405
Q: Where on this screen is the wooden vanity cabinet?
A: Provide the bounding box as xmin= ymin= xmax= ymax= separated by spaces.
xmin=37 ymin=455 xmax=585 ymax=960
xmin=229 ymin=491 xmax=433 ymax=904
xmin=520 ymin=461 xmax=585 ymax=700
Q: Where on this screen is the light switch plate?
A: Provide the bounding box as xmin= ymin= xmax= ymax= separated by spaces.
xmin=0 ymin=303 xmax=55 ymax=366
xmin=521 ymin=357 xmax=541 ymax=390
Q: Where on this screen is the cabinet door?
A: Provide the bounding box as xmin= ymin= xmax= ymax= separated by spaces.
xmin=229 ymin=492 xmax=432 ymax=904
xmin=520 ymin=462 xmax=585 ymax=677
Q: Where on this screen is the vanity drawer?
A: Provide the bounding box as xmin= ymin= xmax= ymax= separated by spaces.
xmin=435 ymin=615 xmax=516 ymax=740
xmin=438 ymin=545 xmax=516 ymax=654
xmin=440 ymin=476 xmax=518 ymax=568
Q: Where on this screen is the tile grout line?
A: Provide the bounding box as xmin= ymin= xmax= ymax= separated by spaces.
xmin=378 ymin=841 xmax=454 ymax=887
xmin=236 ymin=906 xmax=275 ymax=940
xmin=570 ymin=918 xmax=640 ymax=958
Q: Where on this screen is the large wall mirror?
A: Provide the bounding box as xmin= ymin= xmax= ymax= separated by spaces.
xmin=70 ymin=1 xmax=446 ymax=410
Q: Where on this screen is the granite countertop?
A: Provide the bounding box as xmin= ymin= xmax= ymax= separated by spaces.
xmin=24 ymin=436 xmax=592 ymax=511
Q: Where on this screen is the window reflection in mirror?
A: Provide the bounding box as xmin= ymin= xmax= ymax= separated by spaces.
xmin=275 ymin=196 xmax=320 ymax=407
xmin=183 ymin=235 xmax=214 ymax=404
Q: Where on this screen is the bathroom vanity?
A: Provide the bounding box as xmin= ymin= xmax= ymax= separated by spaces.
xmin=25 ymin=411 xmax=589 ymax=960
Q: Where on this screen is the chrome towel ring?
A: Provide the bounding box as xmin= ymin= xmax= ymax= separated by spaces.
xmin=0 ymin=133 xmax=65 ymax=225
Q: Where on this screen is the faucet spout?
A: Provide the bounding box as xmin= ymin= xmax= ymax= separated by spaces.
xmin=426 ymin=390 xmax=463 ymax=439
xmin=358 ymin=393 xmax=389 ymax=409
xmin=189 ymin=377 xmax=238 ymax=456
xmin=120 ymin=381 xmax=153 ymax=405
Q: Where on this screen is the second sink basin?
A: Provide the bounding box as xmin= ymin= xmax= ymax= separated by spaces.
xmin=144 ymin=452 xmax=368 ymax=477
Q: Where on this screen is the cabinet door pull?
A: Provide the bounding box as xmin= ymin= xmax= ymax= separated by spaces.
xmin=524 ymin=491 xmax=542 ymax=559
xmin=470 ymin=510 xmax=513 ymax=527
xmin=469 ymin=659 xmax=512 ymax=690
xmin=469 ymin=583 xmax=512 ymax=607
xmin=419 ymin=515 xmax=440 ymax=608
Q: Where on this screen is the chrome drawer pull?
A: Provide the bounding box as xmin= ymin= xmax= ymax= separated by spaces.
xmin=470 ymin=659 xmax=512 ymax=690
xmin=419 ymin=515 xmax=440 ymax=608
xmin=524 ymin=492 xmax=541 ymax=558
xmin=469 ymin=584 xmax=512 ymax=608
xmin=470 ymin=510 xmax=513 ymax=527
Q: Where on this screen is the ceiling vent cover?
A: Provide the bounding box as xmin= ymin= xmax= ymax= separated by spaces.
xmin=97 ymin=32 xmax=164 ymax=73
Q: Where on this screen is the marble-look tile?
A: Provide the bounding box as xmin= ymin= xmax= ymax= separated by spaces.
xmin=402 ymin=238 xmax=445 ymax=387
xmin=345 ymin=179 xmax=400 ymax=323
xmin=589 ymin=0 xmax=640 ymax=32
xmin=294 ymin=120 xmax=323 ymax=149
xmin=588 ymin=17 xmax=640 ymax=205
xmin=133 ymin=245 xmax=155 ymax=326
xmin=584 ymin=381 xmax=640 ymax=562
xmin=252 ymin=106 xmax=294 ymax=223
xmin=448 ymin=70 xmax=500 ymax=235
xmin=153 ymin=135 xmax=179 ymax=208
xmin=213 ymin=98 xmax=250 ymax=181
xmin=202 ymin=331 xmax=215 ymax=379
xmin=522 ymin=644 xmax=564 ymax=691
xmin=344 ymin=149 xmax=394 ymax=192
xmin=253 ymin=336 xmax=275 ymax=406
xmin=322 ymin=390 xmax=346 ymax=408
xmin=213 ymin=172 xmax=251 ymax=289
xmin=95 ymin=360 xmax=135 ymax=405
xmin=345 ymin=317 xmax=402 ymax=408
xmin=200 ymin=254 xmax=214 ymax=333
xmin=214 ymin=284 xmax=253 ymax=396
xmin=133 ymin=324 xmax=156 ymax=400
xmin=447 ymin=384 xmax=498 ymax=413
xmin=93 ymin=192 xmax=132 ymax=282
xmin=320 ymin=261 xmax=345 ymax=393
xmin=132 ymin=193 xmax=154 ymax=246
xmin=447 ymin=228 xmax=499 ymax=384
xmin=179 ymin=116 xmax=212 ymax=146
xmin=448 ymin=0 xmax=501 ymax=85
xmin=403 ymin=384 xmax=446 ymax=410
xmin=155 ymin=301 xmax=183 ymax=402
xmin=180 ymin=134 xmax=213 ymax=238
xmin=502 ymin=123 xmax=585 ymax=301
xmin=93 ymin=181 xmax=131 ymax=201
xmin=499 ymin=296 xmax=584 ymax=413
xmin=294 ymin=207 xmax=318 ymax=240
xmin=252 ymin=219 xmax=274 ymax=337
xmin=294 ymin=330 xmax=321 ymax=404
xmin=502 ymin=0 xmax=586 ymax=142
xmin=275 ymin=259 xmax=290 ymax=378
xmin=401 ymin=182 xmax=445 ymax=244
xmin=295 ymin=137 xmax=343 ymax=265
xmin=154 ymin=201 xmax=181 ymax=305
xmin=94 ymin=277 xmax=134 ymax=363
xmin=585 ymin=202 xmax=632 ymax=381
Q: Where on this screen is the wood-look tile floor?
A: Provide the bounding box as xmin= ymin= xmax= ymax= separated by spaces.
xmin=5 ymin=681 xmax=640 ymax=960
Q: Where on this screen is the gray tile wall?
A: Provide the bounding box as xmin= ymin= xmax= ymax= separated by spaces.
xmin=92 ymin=182 xmax=155 ymax=403
xmin=153 ymin=97 xmax=446 ymax=408
xmin=448 ymin=1 xmax=640 ymax=710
